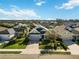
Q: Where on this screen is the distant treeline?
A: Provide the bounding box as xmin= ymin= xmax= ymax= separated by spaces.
xmin=0 ymin=19 xmax=79 ymax=24
xmin=0 ymin=23 xmax=15 ymax=28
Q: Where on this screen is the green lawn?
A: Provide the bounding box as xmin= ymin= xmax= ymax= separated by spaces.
xmin=0 ymin=37 xmax=29 ymax=49
xmin=3 ymin=43 xmax=26 ymax=49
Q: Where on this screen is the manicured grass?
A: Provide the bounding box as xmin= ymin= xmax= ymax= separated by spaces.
xmin=0 ymin=51 xmax=21 ymax=54
xmin=0 ymin=37 xmax=29 ymax=49
xmin=3 ymin=43 xmax=26 ymax=49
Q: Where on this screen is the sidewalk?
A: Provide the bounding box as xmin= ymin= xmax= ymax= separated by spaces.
xmin=0 ymin=49 xmax=23 ymax=51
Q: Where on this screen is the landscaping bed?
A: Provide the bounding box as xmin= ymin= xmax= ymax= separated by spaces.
xmin=41 ymin=50 xmax=71 ymax=55
xmin=39 ymin=38 xmax=68 ymax=50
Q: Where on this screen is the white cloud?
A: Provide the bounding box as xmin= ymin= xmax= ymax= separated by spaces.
xmin=36 ymin=1 xmax=45 ymax=6
xmin=56 ymin=0 xmax=79 ymax=9
xmin=0 ymin=6 xmax=40 ymax=20
xmin=34 ymin=0 xmax=45 ymax=6
xmin=0 ymin=8 xmax=37 ymax=17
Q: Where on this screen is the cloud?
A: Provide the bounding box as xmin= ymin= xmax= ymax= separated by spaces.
xmin=0 ymin=6 xmax=40 ymax=20
xmin=0 ymin=8 xmax=37 ymax=17
xmin=35 ymin=0 xmax=45 ymax=6
xmin=56 ymin=0 xmax=79 ymax=9
xmin=36 ymin=1 xmax=45 ymax=6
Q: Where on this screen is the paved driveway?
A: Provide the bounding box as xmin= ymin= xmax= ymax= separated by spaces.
xmin=21 ymin=43 xmax=40 ymax=54
xmin=21 ymin=37 xmax=40 ymax=54
xmin=68 ymin=44 xmax=79 ymax=55
xmin=62 ymin=39 xmax=79 ymax=55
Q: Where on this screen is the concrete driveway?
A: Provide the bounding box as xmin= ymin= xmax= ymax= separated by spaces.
xmin=21 ymin=36 xmax=40 ymax=54
xmin=21 ymin=43 xmax=40 ymax=54
xmin=68 ymin=44 xmax=79 ymax=55
xmin=62 ymin=39 xmax=79 ymax=55
xmin=61 ymin=37 xmax=79 ymax=55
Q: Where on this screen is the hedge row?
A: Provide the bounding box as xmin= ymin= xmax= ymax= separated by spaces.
xmin=41 ymin=50 xmax=71 ymax=55
xmin=0 ymin=51 xmax=21 ymax=54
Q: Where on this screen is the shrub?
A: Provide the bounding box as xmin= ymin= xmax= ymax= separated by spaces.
xmin=53 ymin=40 xmax=58 ymax=50
xmin=76 ymin=40 xmax=79 ymax=45
xmin=72 ymin=39 xmax=76 ymax=42
xmin=56 ymin=38 xmax=62 ymax=42
xmin=3 ymin=40 xmax=16 ymax=48
xmin=44 ymin=45 xmax=53 ymax=49
xmin=42 ymin=39 xmax=51 ymax=45
xmin=41 ymin=51 xmax=71 ymax=55
xmin=21 ymin=37 xmax=29 ymax=45
xmin=53 ymin=43 xmax=57 ymax=50
xmin=60 ymin=42 xmax=68 ymax=51
xmin=39 ymin=45 xmax=45 ymax=49
xmin=39 ymin=43 xmax=53 ymax=49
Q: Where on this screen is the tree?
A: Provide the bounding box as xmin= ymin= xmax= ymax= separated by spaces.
xmin=56 ymin=19 xmax=64 ymax=26
xmin=46 ymin=30 xmax=59 ymax=40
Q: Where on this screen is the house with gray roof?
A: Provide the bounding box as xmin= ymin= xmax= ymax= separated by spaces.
xmin=0 ymin=28 xmax=15 ymax=43
xmin=28 ymin=25 xmax=46 ymax=41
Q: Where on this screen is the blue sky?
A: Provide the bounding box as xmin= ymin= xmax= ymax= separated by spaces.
xmin=0 ymin=0 xmax=79 ymax=20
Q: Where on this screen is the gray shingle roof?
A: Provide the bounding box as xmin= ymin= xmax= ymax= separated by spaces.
xmin=7 ymin=28 xmax=15 ymax=34
xmin=29 ymin=28 xmax=40 ymax=34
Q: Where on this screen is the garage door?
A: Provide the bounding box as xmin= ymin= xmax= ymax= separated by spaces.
xmin=29 ymin=34 xmax=42 ymax=41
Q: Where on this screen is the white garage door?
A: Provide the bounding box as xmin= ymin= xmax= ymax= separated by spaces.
xmin=29 ymin=34 xmax=42 ymax=41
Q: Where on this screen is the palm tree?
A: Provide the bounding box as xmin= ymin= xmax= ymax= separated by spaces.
xmin=45 ymin=30 xmax=60 ymax=50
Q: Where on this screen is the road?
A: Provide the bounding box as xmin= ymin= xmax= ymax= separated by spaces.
xmin=0 ymin=54 xmax=79 ymax=59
